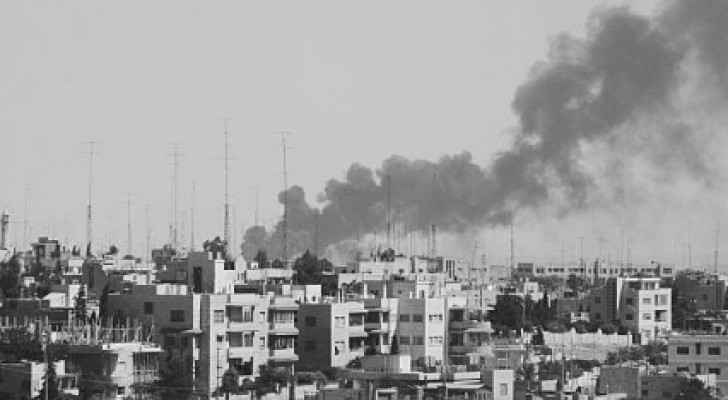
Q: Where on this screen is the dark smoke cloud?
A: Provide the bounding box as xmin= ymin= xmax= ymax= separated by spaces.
xmin=243 ymin=3 xmax=725 ymax=261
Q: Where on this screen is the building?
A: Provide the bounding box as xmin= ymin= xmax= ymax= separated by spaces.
xmin=674 ymin=270 xmax=726 ymax=312
xmin=516 ymin=260 xmax=674 ymax=281
xmin=668 ymin=334 xmax=728 ymax=394
xmin=0 ymin=360 xmax=78 ymax=400
xmin=297 ymin=301 xmax=367 ymax=370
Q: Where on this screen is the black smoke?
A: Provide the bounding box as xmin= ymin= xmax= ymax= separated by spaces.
xmin=243 ymin=2 xmax=728 ymax=261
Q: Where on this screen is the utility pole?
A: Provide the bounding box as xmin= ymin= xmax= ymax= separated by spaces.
xmin=223 ymin=119 xmax=231 ymax=247
xmin=253 ymin=185 xmax=260 ymax=226
xmin=578 ymin=236 xmax=585 ymax=268
xmin=274 ymin=132 xmax=291 ymax=266
xmin=84 ymin=141 xmax=96 ymax=255
xmin=714 ymin=222 xmax=720 ymax=274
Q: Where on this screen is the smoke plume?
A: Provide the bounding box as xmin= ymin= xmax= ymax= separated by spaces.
xmin=243 ymin=1 xmax=728 ymax=261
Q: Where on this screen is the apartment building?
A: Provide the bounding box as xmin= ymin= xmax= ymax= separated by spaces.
xmin=668 ymin=334 xmax=728 ymax=394
xmin=106 ymin=285 xmax=300 ymax=396
xmin=394 ymin=297 xmax=447 ymax=369
xmin=616 ymin=277 xmax=671 ymax=342
xmin=197 ymin=293 xmax=299 ymax=394
xmin=297 ymin=301 xmax=368 ymax=370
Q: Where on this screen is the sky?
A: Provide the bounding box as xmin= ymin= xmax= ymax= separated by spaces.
xmin=8 ymin=0 xmax=720 ymax=267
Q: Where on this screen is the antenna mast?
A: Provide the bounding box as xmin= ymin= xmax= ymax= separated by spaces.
xmin=191 ymin=181 xmax=196 ymax=251
xmin=714 ymin=223 xmax=720 ymax=274
xmin=224 ymin=119 xmax=231 ymax=247
xmin=509 ymin=221 xmax=515 ymax=269
xmin=170 ymin=144 xmax=181 ymax=249
xmin=275 ymin=132 xmax=291 ymax=265
xmin=127 ymin=194 xmax=132 ymax=256
xmin=84 ymin=141 xmax=96 ymax=254
xmin=386 ymin=174 xmax=392 ymax=249
xmin=145 ymin=204 xmax=151 ymax=265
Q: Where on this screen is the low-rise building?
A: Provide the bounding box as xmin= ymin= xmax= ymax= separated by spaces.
xmin=668 ymin=334 xmax=728 ymax=394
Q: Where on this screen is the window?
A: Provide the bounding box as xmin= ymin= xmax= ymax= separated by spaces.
xmin=625 ymin=313 xmax=633 ymax=321
xmin=677 ymin=366 xmax=689 ymax=372
xmin=499 ymin=383 xmax=508 ymax=396
xmin=642 ymin=297 xmax=651 ymax=304
xmin=243 ymin=306 xmax=254 ymax=322
xmin=214 ymin=310 xmax=225 ymax=323
xmin=594 ymin=313 xmax=602 ymax=321
xmin=305 ymin=316 xmax=317 ymax=327
xmin=709 ymin=368 xmax=721 ymax=375
xmin=399 ymin=314 xmax=410 ymax=322
xmin=642 ymin=313 xmax=652 ymax=320
xmin=243 ymin=332 xmax=254 ymax=347
xmin=165 ymin=335 xmax=177 ymax=347
xmin=412 ymin=314 xmax=424 ymax=322
xmin=229 ymin=333 xmax=243 ymax=347
xmin=428 ymin=314 xmax=443 ymax=322
xmin=217 ymin=335 xmax=225 ymax=343
xmin=144 ymin=302 xmax=154 ymax=315
xmin=399 ymin=336 xmax=411 ymax=345
xmin=594 ymin=297 xmax=601 ymax=304
xmin=334 ymin=340 xmax=345 ymax=355
xmin=413 ymin=336 xmax=424 ymax=345
xmin=382 ymin=335 xmax=389 ymax=345
xmin=696 ymin=343 xmax=702 ymax=355
xmin=224 ymin=261 xmax=235 ymax=270
xmin=676 ymin=346 xmax=690 ymax=355
xmin=709 ymin=346 xmax=721 ymax=355
xmin=625 ymin=298 xmax=634 ymax=306
xmin=335 ymin=316 xmax=346 ymax=328
xmin=259 ymin=336 xmax=265 ymax=348
xmin=428 ymin=336 xmax=443 ymax=345
xmin=170 ymin=310 xmax=185 ymax=322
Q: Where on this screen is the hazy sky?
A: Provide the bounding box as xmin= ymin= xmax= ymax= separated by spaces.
xmin=7 ymin=0 xmax=707 ymax=265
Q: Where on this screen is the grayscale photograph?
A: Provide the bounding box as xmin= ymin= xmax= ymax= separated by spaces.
xmin=0 ymin=1 xmax=726 ymax=399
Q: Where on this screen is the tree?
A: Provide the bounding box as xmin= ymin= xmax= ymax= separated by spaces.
xmin=203 ymin=236 xmax=228 ymax=258
xmin=256 ymin=362 xmax=291 ymax=396
xmin=37 ymin=362 xmax=59 ymax=400
xmin=74 ymin=285 xmax=87 ymax=323
xmin=106 ymin=245 xmax=119 ymax=256
xmin=254 ymin=250 xmax=269 ymax=268
xmin=0 ymin=255 xmax=22 ymax=298
xmin=489 ymin=295 xmax=526 ymax=333
xmin=675 ymin=377 xmax=715 ymax=400
xmin=292 ymin=250 xmax=334 ymax=286
xmin=220 ymin=368 xmax=240 ymax=400
xmin=78 ymin=371 xmax=115 ymax=400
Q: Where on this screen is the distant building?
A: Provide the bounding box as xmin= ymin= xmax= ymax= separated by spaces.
xmin=668 ymin=334 xmax=728 ymax=394
xmin=674 ymin=271 xmax=726 ymax=312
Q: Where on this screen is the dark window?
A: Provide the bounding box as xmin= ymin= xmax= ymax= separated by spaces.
xmin=305 ymin=316 xmax=316 ymax=327
xmin=412 ymin=314 xmax=424 ymax=322
xmin=144 ymin=302 xmax=154 ymax=315
xmin=170 ymin=310 xmax=185 ymax=322
xmin=625 ymin=314 xmax=633 ymax=321
xmin=399 ymin=314 xmax=410 ymax=322
xmin=696 ymin=343 xmax=702 ymax=355
xmin=224 ymin=261 xmax=235 ymax=271
xmin=676 ymin=346 xmax=689 ymax=355
xmin=709 ymin=368 xmax=721 ymax=376
xmin=709 ymin=346 xmax=721 ymax=355
xmin=677 ymin=366 xmax=689 ymax=372
xmin=625 ymin=298 xmax=634 ymax=306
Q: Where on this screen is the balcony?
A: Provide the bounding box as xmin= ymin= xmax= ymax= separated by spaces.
xmin=449 ymin=320 xmax=492 ymax=333
xmin=228 ymin=346 xmax=255 ymax=359
xmin=269 ymin=348 xmax=298 ymax=362
xmin=449 ymin=344 xmax=491 ymax=355
xmin=227 ymin=319 xmax=260 ymax=331
xmin=269 ymin=321 xmax=298 ymax=335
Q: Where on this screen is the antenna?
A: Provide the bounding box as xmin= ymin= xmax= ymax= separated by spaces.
xmin=223 ymin=118 xmax=231 ymax=247
xmin=386 ymin=174 xmax=392 ymax=249
xmin=578 ymin=236 xmax=585 ymax=268
xmin=714 ymin=222 xmax=720 ymax=275
xmin=274 ymin=131 xmax=291 ymax=265
xmin=191 ymin=181 xmax=196 ymax=251
xmin=170 ymin=144 xmax=182 ymax=249
xmin=84 ymin=141 xmax=96 ymax=254
xmin=126 ymin=193 xmax=132 ymax=256
xmin=145 ymin=204 xmax=151 ymax=265
xmin=509 ymin=220 xmax=515 ymax=269
xmin=23 ymin=185 xmax=30 ymax=251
